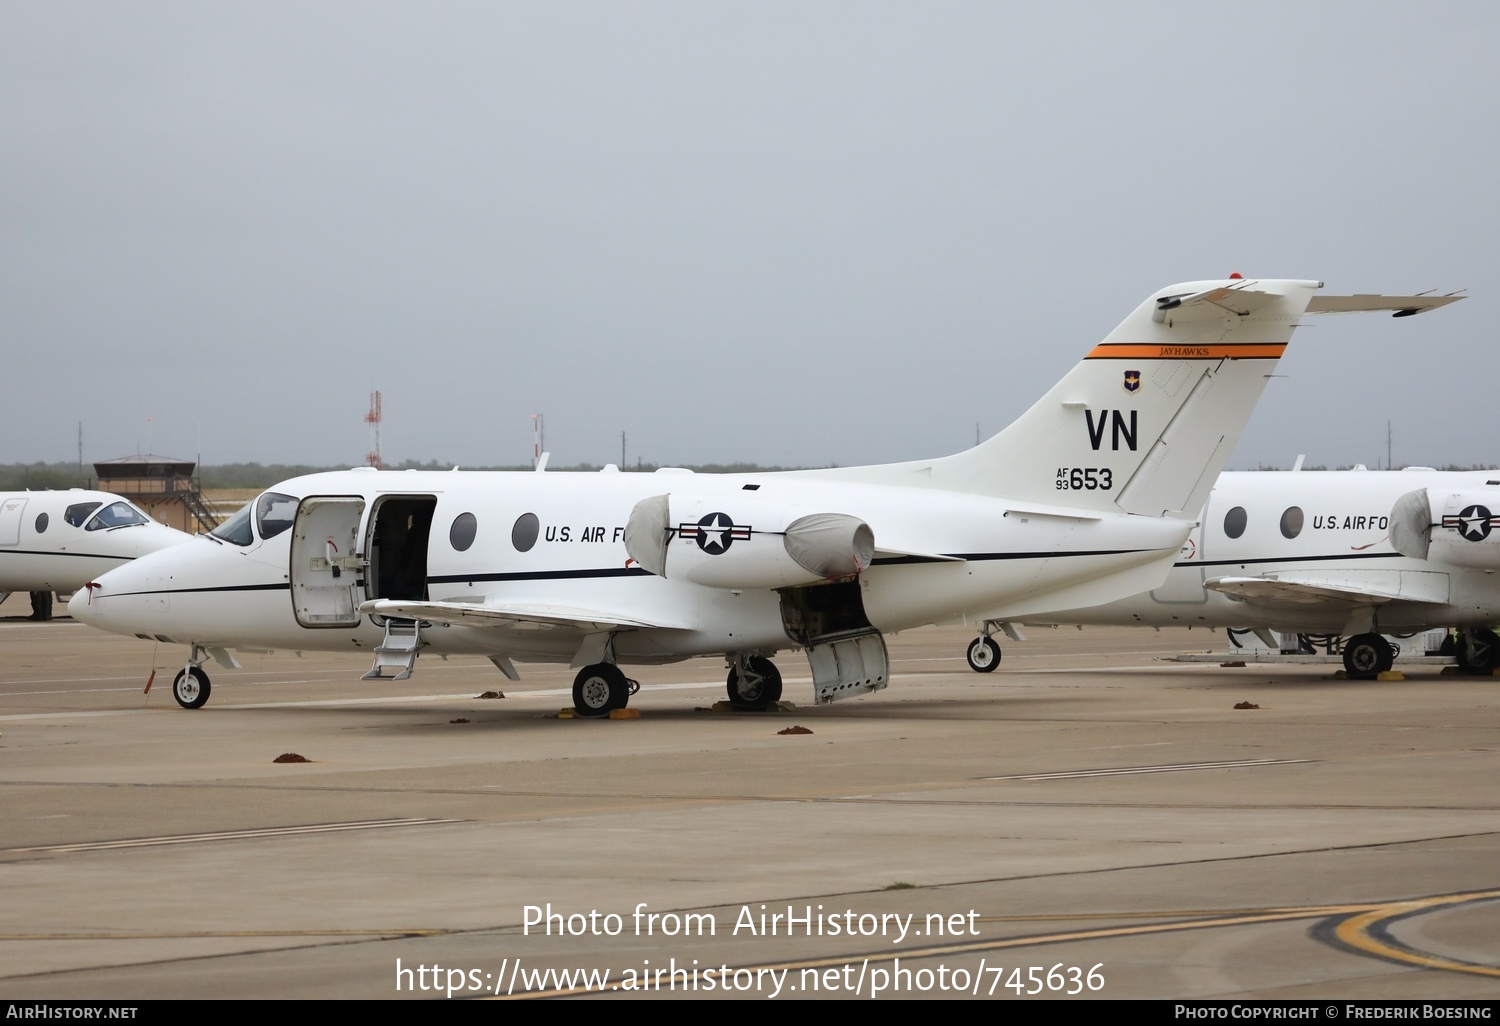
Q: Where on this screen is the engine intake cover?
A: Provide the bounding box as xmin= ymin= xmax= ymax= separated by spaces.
xmin=624 ymin=494 xmax=873 ymax=589
xmin=1392 ymin=488 xmax=1500 ymax=570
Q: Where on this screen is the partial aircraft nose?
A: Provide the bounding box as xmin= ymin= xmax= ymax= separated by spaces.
xmin=67 ymin=542 xmax=181 ymax=637
xmin=66 ymin=582 xmax=104 ymax=626
xmin=67 ymin=531 xmax=292 ymax=645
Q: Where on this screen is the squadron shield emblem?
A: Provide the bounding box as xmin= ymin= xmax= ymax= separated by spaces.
xmin=1122 ymin=370 xmax=1141 ymax=393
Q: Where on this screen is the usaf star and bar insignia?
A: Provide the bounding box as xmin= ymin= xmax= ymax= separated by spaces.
xmin=1443 ymin=504 xmax=1498 ymax=543
xmin=677 ymin=512 xmax=753 ymax=555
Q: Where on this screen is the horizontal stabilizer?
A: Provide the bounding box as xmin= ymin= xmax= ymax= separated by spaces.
xmin=359 ymin=599 xmax=694 ymax=632
xmin=1305 ymin=293 xmax=1464 ymax=316
xmin=1205 ymin=570 xmax=1449 ymax=607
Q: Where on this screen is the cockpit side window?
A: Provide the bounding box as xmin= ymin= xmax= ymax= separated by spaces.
xmin=212 ymin=492 xmax=298 ymax=546
xmin=211 ymin=503 xmax=255 ymax=546
xmin=85 ymin=501 xmax=150 ymax=531
xmin=64 ymin=502 xmax=102 ymax=527
xmin=256 ymin=492 xmax=297 ymax=540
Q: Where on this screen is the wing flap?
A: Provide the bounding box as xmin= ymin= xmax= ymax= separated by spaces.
xmin=358 ymin=599 xmax=694 ymax=632
xmin=1205 ymin=569 xmax=1449 ymax=607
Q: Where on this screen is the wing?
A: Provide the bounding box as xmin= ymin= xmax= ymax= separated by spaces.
xmin=1205 ymin=569 xmax=1450 ymax=608
xmin=358 ymin=599 xmax=695 ymax=633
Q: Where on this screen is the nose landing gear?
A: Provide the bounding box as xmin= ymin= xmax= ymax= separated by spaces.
xmin=172 ymin=665 xmax=211 ymax=709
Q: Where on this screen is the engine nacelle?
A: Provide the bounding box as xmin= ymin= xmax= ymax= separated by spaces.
xmin=1391 ymin=488 xmax=1500 ymax=570
xmin=624 ymin=493 xmax=874 ymax=589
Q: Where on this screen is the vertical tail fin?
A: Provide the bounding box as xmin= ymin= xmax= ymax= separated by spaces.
xmin=935 ymin=278 xmax=1322 ymax=516
xmin=796 ymin=278 xmax=1459 ymax=517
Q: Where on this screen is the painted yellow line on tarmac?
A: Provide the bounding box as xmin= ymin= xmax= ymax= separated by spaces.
xmin=1333 ymin=888 xmax=1500 ymax=977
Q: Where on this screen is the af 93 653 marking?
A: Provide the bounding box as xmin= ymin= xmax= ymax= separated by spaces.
xmin=1056 ymin=467 xmax=1114 ymax=491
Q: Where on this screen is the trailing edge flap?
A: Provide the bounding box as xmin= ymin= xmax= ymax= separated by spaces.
xmin=1305 ymin=293 xmax=1465 ymax=316
xmin=1205 ymin=570 xmax=1450 ymax=608
xmin=358 ymin=599 xmax=694 ymax=632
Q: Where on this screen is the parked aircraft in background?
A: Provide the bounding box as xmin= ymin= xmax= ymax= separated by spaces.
xmin=70 ymin=277 xmax=1460 ymax=714
xmin=960 ymin=467 xmax=1500 ymax=679
xmin=0 ymin=490 xmax=193 ymax=619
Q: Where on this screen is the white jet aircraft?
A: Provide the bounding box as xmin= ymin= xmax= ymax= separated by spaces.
xmin=960 ymin=467 xmax=1500 ymax=680
xmin=70 ymin=277 xmax=1459 ymax=714
xmin=1 ymin=490 xmax=192 ymax=619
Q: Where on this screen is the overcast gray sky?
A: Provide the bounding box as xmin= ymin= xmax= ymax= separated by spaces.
xmin=3 ymin=1 xmax=1495 ymax=473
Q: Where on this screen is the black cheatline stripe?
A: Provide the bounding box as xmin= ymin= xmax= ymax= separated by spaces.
xmin=1176 ymin=551 xmax=1391 ymax=569
xmin=98 ymin=549 xmax=1156 ymax=598
xmin=872 ymin=548 xmax=1148 ymax=567
xmin=442 ymin=551 xmax=1151 ymax=580
xmin=94 ymin=583 xmax=291 ymax=599
xmin=428 ymin=567 xmax=656 ymax=585
xmin=0 ymin=550 xmax=131 ymax=561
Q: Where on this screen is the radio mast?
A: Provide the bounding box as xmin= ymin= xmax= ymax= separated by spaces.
xmin=365 ymin=390 xmax=383 ymax=470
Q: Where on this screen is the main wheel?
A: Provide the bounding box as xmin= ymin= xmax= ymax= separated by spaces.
xmin=1456 ymin=628 xmax=1500 ymax=675
xmin=571 ymin=663 xmax=629 ymax=717
xmin=172 ymin=666 xmax=211 ymax=709
xmin=1342 ymin=634 xmax=1391 ymax=680
xmin=29 ymin=591 xmax=53 ymax=621
xmin=726 ymin=656 xmax=783 ymax=709
xmin=966 ymin=635 xmax=1001 ymax=672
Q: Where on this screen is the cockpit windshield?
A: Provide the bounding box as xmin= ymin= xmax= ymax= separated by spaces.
xmin=210 ymin=492 xmax=298 ymax=546
xmin=211 ymin=503 xmax=254 ymax=545
xmin=84 ymin=501 xmax=151 ymax=531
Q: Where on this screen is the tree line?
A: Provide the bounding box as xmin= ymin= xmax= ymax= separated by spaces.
xmin=0 ymin=459 xmax=823 ymax=491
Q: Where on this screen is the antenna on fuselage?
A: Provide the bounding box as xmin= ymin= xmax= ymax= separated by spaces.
xmin=532 ymin=413 xmax=544 ymax=470
xmin=365 ymin=390 xmax=383 ymax=470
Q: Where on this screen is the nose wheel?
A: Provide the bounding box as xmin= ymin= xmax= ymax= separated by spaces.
xmin=172 ymin=666 xmax=211 ymax=709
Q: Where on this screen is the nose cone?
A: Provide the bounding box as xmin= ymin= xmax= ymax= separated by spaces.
xmin=67 ymin=549 xmax=163 ymax=635
xmin=66 ymin=585 xmax=101 ymax=626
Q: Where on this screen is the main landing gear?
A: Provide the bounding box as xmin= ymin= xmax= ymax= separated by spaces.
xmin=569 ymin=656 xmax=785 ymax=717
xmin=1456 ymin=628 xmax=1500 ymax=676
xmin=29 ymin=591 xmax=54 ymax=621
xmin=1341 ymin=633 xmax=1395 ymax=680
xmin=725 ymin=654 xmax=783 ymax=710
xmin=570 ymin=663 xmax=639 ymax=717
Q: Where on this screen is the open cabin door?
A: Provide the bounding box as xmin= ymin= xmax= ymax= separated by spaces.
xmin=290 ymin=496 xmax=367 ymax=628
xmin=290 ymin=494 xmax=439 ymax=629
xmin=365 ymin=495 xmax=436 ymax=605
